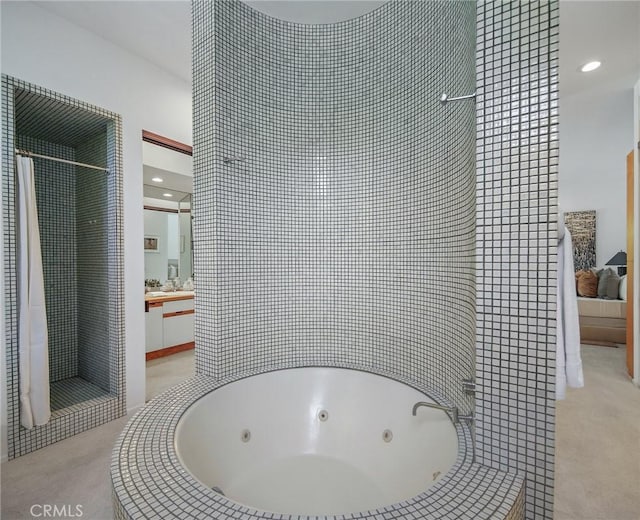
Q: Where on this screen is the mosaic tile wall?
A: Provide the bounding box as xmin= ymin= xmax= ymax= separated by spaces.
xmin=1 ymin=75 xmax=125 ymax=458
xmin=76 ymin=132 xmax=112 ymax=393
xmin=194 ymin=0 xmax=477 ymax=412
xmin=15 ymin=135 xmax=78 ymax=383
xmin=476 ymin=1 xmax=559 ymax=519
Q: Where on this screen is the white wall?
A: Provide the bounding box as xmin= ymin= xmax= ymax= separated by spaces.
xmin=559 ymin=87 xmax=635 ymax=267
xmin=634 ymin=78 xmax=640 ymax=386
xmin=0 ymin=2 xmax=192 ymax=460
xmin=143 ymin=197 xmax=180 ymax=210
xmin=143 ymin=141 xmax=193 ymax=177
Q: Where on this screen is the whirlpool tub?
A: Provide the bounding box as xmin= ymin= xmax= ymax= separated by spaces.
xmin=111 ymin=367 xmax=525 ymax=520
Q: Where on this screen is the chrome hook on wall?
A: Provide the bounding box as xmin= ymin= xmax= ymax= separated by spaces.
xmin=222 ymin=155 xmax=246 ymax=165
xmin=439 ymin=92 xmax=476 ymax=105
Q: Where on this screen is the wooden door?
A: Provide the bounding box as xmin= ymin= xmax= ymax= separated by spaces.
xmin=627 ymin=150 xmax=634 ymax=378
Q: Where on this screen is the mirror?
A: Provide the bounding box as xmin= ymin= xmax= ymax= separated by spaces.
xmin=144 ymin=193 xmax=192 ymax=286
xmin=142 ymin=141 xmax=193 ymax=288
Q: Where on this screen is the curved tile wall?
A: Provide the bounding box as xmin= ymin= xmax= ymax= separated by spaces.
xmin=193 ymin=0 xmax=476 ymax=411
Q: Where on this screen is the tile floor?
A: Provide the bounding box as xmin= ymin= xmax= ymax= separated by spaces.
xmin=1 ymin=346 xmax=638 ymax=520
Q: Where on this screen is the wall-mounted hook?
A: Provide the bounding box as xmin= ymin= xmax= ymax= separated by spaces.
xmin=440 ymin=92 xmax=476 ymax=105
xmin=222 ymin=155 xmax=245 ymax=165
xmin=462 ymin=378 xmax=476 ymax=395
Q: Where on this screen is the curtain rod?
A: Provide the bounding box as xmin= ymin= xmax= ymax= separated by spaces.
xmin=15 ymin=148 xmax=109 ymax=174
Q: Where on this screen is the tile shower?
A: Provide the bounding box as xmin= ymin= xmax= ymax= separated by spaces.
xmin=194 ymin=0 xmax=477 ymax=414
xmin=2 ymin=76 xmax=125 ymax=458
xmin=113 ymin=0 xmax=557 ymax=519
xmin=198 ymin=0 xmax=557 ymax=517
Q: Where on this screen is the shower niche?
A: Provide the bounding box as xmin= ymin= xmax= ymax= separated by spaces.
xmin=2 ymin=75 xmax=125 ymax=458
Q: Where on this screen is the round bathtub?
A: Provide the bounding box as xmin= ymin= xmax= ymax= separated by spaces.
xmin=175 ymin=368 xmax=457 ymax=515
xmin=111 ymin=366 xmax=525 ymax=520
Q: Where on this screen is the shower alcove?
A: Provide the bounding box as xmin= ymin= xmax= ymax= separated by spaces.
xmin=2 ymin=75 xmax=125 ymax=458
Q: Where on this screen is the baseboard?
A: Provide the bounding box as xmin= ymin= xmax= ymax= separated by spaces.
xmin=579 ymin=325 xmax=626 ymax=345
xmin=145 ymin=342 xmax=195 ymax=361
xmin=581 ymin=340 xmax=620 ymax=347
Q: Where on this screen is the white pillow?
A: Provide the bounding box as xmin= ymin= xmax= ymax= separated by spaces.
xmin=619 ymin=274 xmax=627 ymax=301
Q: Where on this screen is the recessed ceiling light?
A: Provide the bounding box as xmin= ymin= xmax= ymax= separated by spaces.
xmin=163 ymin=193 xmax=173 ymax=198
xmin=580 ymin=61 xmax=601 ymax=73
xmin=152 ymin=177 xmax=163 ymax=183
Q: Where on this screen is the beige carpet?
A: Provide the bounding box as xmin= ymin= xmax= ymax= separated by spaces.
xmin=1 ymin=352 xmax=194 ymax=520
xmin=554 ymin=344 xmax=640 ymax=520
xmin=1 ymin=416 xmax=128 ymax=520
xmin=145 ymin=349 xmax=194 ymax=402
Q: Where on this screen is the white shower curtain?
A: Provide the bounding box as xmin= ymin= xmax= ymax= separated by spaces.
xmin=16 ymin=155 xmax=51 ymax=428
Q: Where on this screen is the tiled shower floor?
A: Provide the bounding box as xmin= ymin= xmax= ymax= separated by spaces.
xmin=50 ymin=376 xmax=111 ymax=411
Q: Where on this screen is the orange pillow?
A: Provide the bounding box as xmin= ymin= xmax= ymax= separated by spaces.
xmin=575 ymin=270 xmax=584 ymax=290
xmin=576 ymin=270 xmax=597 ymax=297
xmin=575 ymin=270 xmax=587 ymax=293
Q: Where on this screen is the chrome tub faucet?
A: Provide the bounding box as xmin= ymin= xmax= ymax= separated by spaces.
xmin=412 ymin=401 xmax=459 ymax=423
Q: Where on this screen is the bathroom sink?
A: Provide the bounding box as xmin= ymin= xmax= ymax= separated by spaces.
xmin=146 ymin=290 xmax=194 ymax=297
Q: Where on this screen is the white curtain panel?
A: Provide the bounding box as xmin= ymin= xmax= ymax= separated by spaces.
xmin=556 ymin=225 xmax=584 ymax=400
xmin=16 ymin=155 xmax=51 ymax=428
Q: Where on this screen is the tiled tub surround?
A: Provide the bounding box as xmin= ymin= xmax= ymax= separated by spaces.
xmin=193 ymin=0 xmax=477 ymax=414
xmin=112 ymin=368 xmax=525 ymax=520
xmin=1 ymin=75 xmax=126 ymax=458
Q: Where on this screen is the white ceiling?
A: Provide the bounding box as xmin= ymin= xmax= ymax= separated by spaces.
xmin=33 ymin=1 xmax=640 ymax=95
xmin=141 ymin=140 xmax=193 ymax=198
xmin=244 ymin=1 xmax=387 ymax=24
xmin=143 ymin=165 xmax=192 ymax=200
xmin=560 ymin=1 xmax=640 ymax=98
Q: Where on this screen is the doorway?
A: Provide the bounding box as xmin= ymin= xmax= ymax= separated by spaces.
xmin=142 ymin=132 xmax=194 ymax=401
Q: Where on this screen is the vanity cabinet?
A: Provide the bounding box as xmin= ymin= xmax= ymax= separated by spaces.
xmin=162 ymin=299 xmax=195 ymax=348
xmin=145 ymin=302 xmax=164 ymax=352
xmin=144 ymin=293 xmax=194 ymax=355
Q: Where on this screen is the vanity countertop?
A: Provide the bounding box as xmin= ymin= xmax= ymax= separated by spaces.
xmin=145 ymin=291 xmax=194 ymax=304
